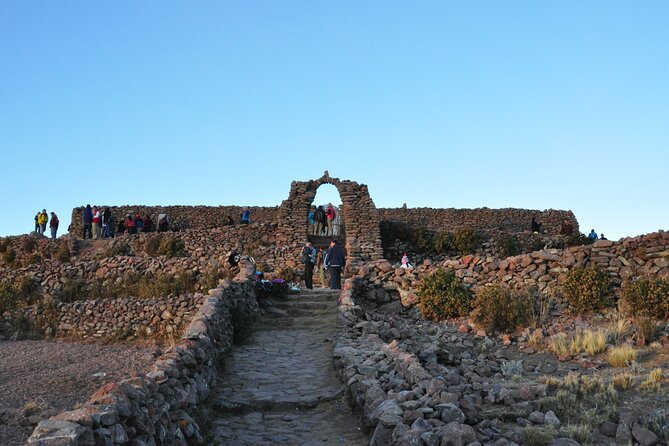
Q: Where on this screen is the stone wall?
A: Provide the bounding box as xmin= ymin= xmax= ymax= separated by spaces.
xmin=22 ymin=294 xmax=205 ymax=340
xmin=347 ymin=231 xmax=669 ymax=309
xmin=69 ymin=205 xmax=277 ymax=237
xmin=276 ymin=173 xmax=384 ymax=267
xmin=378 ymin=207 xmax=579 ymax=237
xmin=28 ymin=279 xmax=259 ymax=446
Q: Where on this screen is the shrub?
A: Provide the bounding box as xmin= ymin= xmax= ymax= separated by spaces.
xmin=561 ymin=423 xmax=592 ymax=444
xmin=612 ymin=371 xmax=634 ymax=390
xmin=640 ymin=368 xmax=664 ymax=392
xmin=524 ymin=425 xmax=557 ymax=446
xmin=472 ymin=285 xmax=533 ymax=333
xmin=416 ymin=269 xmax=472 ymax=320
xmin=56 ymin=243 xmax=71 ymax=262
xmin=497 ymin=235 xmax=521 ymax=258
xmin=101 ymin=242 xmax=132 ymax=258
xmin=566 ymin=232 xmax=596 ymax=247
xmin=0 ymin=282 xmax=18 ymax=313
xmin=562 ymin=266 xmax=612 ymax=313
xmin=144 ymin=234 xmax=162 ymax=256
xmin=379 ymin=220 xmax=413 ymax=248
xmin=21 ymin=237 xmax=37 ymax=254
xmin=620 ymin=277 xmax=669 ymax=319
xmin=276 ymin=266 xmax=294 ymax=282
xmin=433 ymin=231 xmax=454 ymax=254
xmin=135 ymin=273 xmax=197 ymax=298
xmin=550 ymin=329 xmax=608 ymax=358
xmin=3 ymin=248 xmax=17 ymax=265
xmin=157 ymin=236 xmax=186 ymax=258
xmin=453 ymin=227 xmax=483 ymax=255
xmin=413 ymin=227 xmax=435 ymax=253
xmin=608 ymin=345 xmax=637 ymax=367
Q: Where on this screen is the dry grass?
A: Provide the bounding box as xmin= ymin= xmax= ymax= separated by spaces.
xmin=608 ymin=345 xmax=637 ymax=368
xmin=528 ymin=329 xmax=544 ymax=348
xmin=549 ymin=329 xmax=608 ymax=358
xmin=561 ymin=423 xmax=592 ymax=444
xmin=549 ymin=333 xmax=570 ymax=357
xmin=640 ymin=368 xmax=664 ymax=392
xmin=611 ymin=371 xmax=634 ymax=390
xmin=610 ymin=315 xmax=631 ymax=345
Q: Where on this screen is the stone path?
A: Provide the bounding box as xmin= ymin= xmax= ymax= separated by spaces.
xmin=210 ymin=288 xmax=367 ymax=445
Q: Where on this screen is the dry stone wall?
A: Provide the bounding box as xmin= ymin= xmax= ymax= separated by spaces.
xmin=348 ymin=231 xmax=669 ymax=309
xmin=28 ymin=279 xmax=259 ymax=446
xmin=69 ymin=205 xmax=276 ymax=237
xmin=378 ymin=207 xmax=579 ymax=237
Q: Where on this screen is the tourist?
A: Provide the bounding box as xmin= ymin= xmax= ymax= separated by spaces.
xmin=240 ymin=208 xmax=251 ymax=224
xmin=92 ymin=206 xmax=101 ymax=239
xmin=37 ymin=209 xmax=48 ymax=234
xmin=401 ymin=253 xmax=412 ymax=269
xmin=326 ymin=203 xmax=336 ymax=236
xmin=301 ymin=242 xmax=317 ymax=289
xmin=325 ymin=240 xmax=345 ymax=290
xmin=101 ymin=207 xmax=112 ymax=238
xmin=143 ymin=214 xmax=155 ymax=232
xmin=588 ymin=229 xmax=598 ymax=239
xmin=314 ymin=205 xmax=326 ymax=235
xmin=82 ymin=204 xmax=93 ymax=239
xmin=307 ymin=206 xmax=316 ymax=235
xmin=116 ymin=219 xmax=125 ymax=235
xmin=316 ymin=246 xmax=326 ymax=288
xmin=228 ymin=250 xmax=241 ymax=267
xmin=125 ymin=214 xmax=136 ymax=234
xmin=49 ymin=212 xmax=59 ymax=239
xmin=600 ymin=233 xmax=607 ymax=240
xmin=158 ymin=212 xmax=169 ymax=232
xmin=135 ymin=213 xmax=145 ymax=233
xmin=34 ymin=212 xmax=40 ymax=233
xmin=531 ymin=217 xmax=542 ymax=233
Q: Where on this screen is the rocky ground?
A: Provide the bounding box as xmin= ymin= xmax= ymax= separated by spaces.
xmin=207 ymin=288 xmax=367 ymax=445
xmin=335 ymin=300 xmax=669 ymax=446
xmin=0 ymin=340 xmax=155 ymax=446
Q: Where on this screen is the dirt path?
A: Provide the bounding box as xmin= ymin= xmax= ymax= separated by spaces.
xmin=209 ymin=288 xmax=367 ymax=445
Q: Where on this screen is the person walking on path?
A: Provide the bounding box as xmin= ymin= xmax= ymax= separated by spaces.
xmin=325 ymin=240 xmax=345 ymax=290
xmin=326 ymin=203 xmax=336 ymax=236
xmin=37 ymin=210 xmax=48 ymax=235
xmin=316 ymin=246 xmax=327 ymax=288
xmin=49 ymin=212 xmax=59 ymax=239
xmin=301 ymin=242 xmax=317 ymax=289
xmin=92 ymin=206 xmax=101 ymax=239
xmin=82 ymin=205 xmax=93 ymax=239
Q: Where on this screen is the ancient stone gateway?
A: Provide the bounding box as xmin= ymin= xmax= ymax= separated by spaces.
xmin=276 ymin=172 xmax=383 ymax=266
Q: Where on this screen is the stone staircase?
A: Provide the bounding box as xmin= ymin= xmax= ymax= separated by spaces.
xmin=210 ymin=289 xmax=367 ymax=445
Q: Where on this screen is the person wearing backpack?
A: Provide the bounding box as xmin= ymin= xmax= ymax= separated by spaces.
xmin=326 ymin=203 xmax=336 ymax=236
xmin=49 ymin=212 xmax=59 ymax=239
xmin=314 ymin=205 xmax=326 ymax=236
xmin=301 ymin=242 xmax=317 ymax=289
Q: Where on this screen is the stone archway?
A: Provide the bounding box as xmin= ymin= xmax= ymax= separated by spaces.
xmin=276 ymin=172 xmax=383 ymax=267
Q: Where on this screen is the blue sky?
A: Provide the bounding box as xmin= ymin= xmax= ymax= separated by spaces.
xmin=1 ymin=1 xmax=667 ymax=240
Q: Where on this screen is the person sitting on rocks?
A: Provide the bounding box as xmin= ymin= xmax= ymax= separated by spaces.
xmin=240 ymin=208 xmax=251 ymax=224
xmin=401 ymin=253 xmax=412 ymax=269
xmin=158 ymin=212 xmax=169 ymax=232
xmin=588 ymin=229 xmax=598 ymax=239
xmin=143 ymin=214 xmax=155 ymax=232
xmin=600 ymin=233 xmax=607 ymax=240
xmin=135 ymin=214 xmax=145 ymax=233
xmin=531 ymin=217 xmax=542 ymax=233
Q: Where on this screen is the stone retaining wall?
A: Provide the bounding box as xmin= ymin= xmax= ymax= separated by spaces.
xmin=378 ymin=207 xmax=579 ymax=237
xmin=28 ymin=279 xmax=259 ymax=446
xmin=349 ymin=231 xmax=669 ymax=309
xmin=69 ymin=205 xmax=277 ymax=237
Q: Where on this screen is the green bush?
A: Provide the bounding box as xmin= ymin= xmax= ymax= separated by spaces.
xmin=413 ymin=227 xmax=435 ymax=253
xmin=434 ymin=231 xmax=454 ymax=254
xmin=497 ymin=235 xmax=521 ymax=258
xmin=620 ymin=277 xmax=669 ymax=319
xmin=472 ymin=285 xmax=533 ymax=333
xmin=21 ymin=237 xmax=37 ymax=254
xmin=417 ymin=269 xmax=472 ymax=320
xmin=563 ymin=266 xmax=612 ymax=313
xmin=566 ymin=233 xmax=595 ymax=247
xmin=453 ymin=227 xmax=483 ymax=255
xmin=157 ymin=236 xmax=186 ymax=258
xmin=3 ymin=248 xmax=17 ymax=265
xmin=0 ymin=282 xmax=18 ymax=313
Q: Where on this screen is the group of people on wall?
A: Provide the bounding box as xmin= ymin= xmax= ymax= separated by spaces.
xmin=33 ymin=209 xmax=59 ymax=239
xmin=301 ymin=240 xmax=346 ymax=290
xmin=307 ymin=203 xmax=340 ymax=236
xmin=80 ymin=205 xmax=170 ymax=240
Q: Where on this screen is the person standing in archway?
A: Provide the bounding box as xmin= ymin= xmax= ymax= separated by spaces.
xmin=326 ymin=203 xmax=336 ymax=236
xmin=325 ymin=240 xmax=345 ymax=290
xmin=314 ymin=205 xmax=326 ymax=236
xmin=301 ymin=242 xmax=317 ymax=289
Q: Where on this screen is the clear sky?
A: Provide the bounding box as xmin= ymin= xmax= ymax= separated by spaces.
xmin=1 ymin=1 xmax=667 ymax=240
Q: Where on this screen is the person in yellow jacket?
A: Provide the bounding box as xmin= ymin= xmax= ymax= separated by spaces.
xmin=37 ymin=209 xmax=48 ymax=235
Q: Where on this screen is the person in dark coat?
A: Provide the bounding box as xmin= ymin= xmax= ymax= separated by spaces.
xmin=82 ymin=204 xmax=93 ymax=239
xmin=325 ymin=240 xmax=346 ymax=290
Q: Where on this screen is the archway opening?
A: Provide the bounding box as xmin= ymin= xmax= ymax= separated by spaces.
xmin=307 ymin=183 xmax=345 ymax=250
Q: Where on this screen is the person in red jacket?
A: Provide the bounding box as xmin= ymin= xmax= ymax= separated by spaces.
xmin=92 ymin=206 xmax=101 ymax=239
xmin=49 ymin=212 xmax=59 ymax=239
xmin=326 ymin=203 xmax=336 ymax=236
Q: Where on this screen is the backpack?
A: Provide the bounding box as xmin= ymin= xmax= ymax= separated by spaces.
xmin=302 ymin=247 xmax=315 ymax=264
xmin=314 ymin=208 xmax=325 ymax=223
